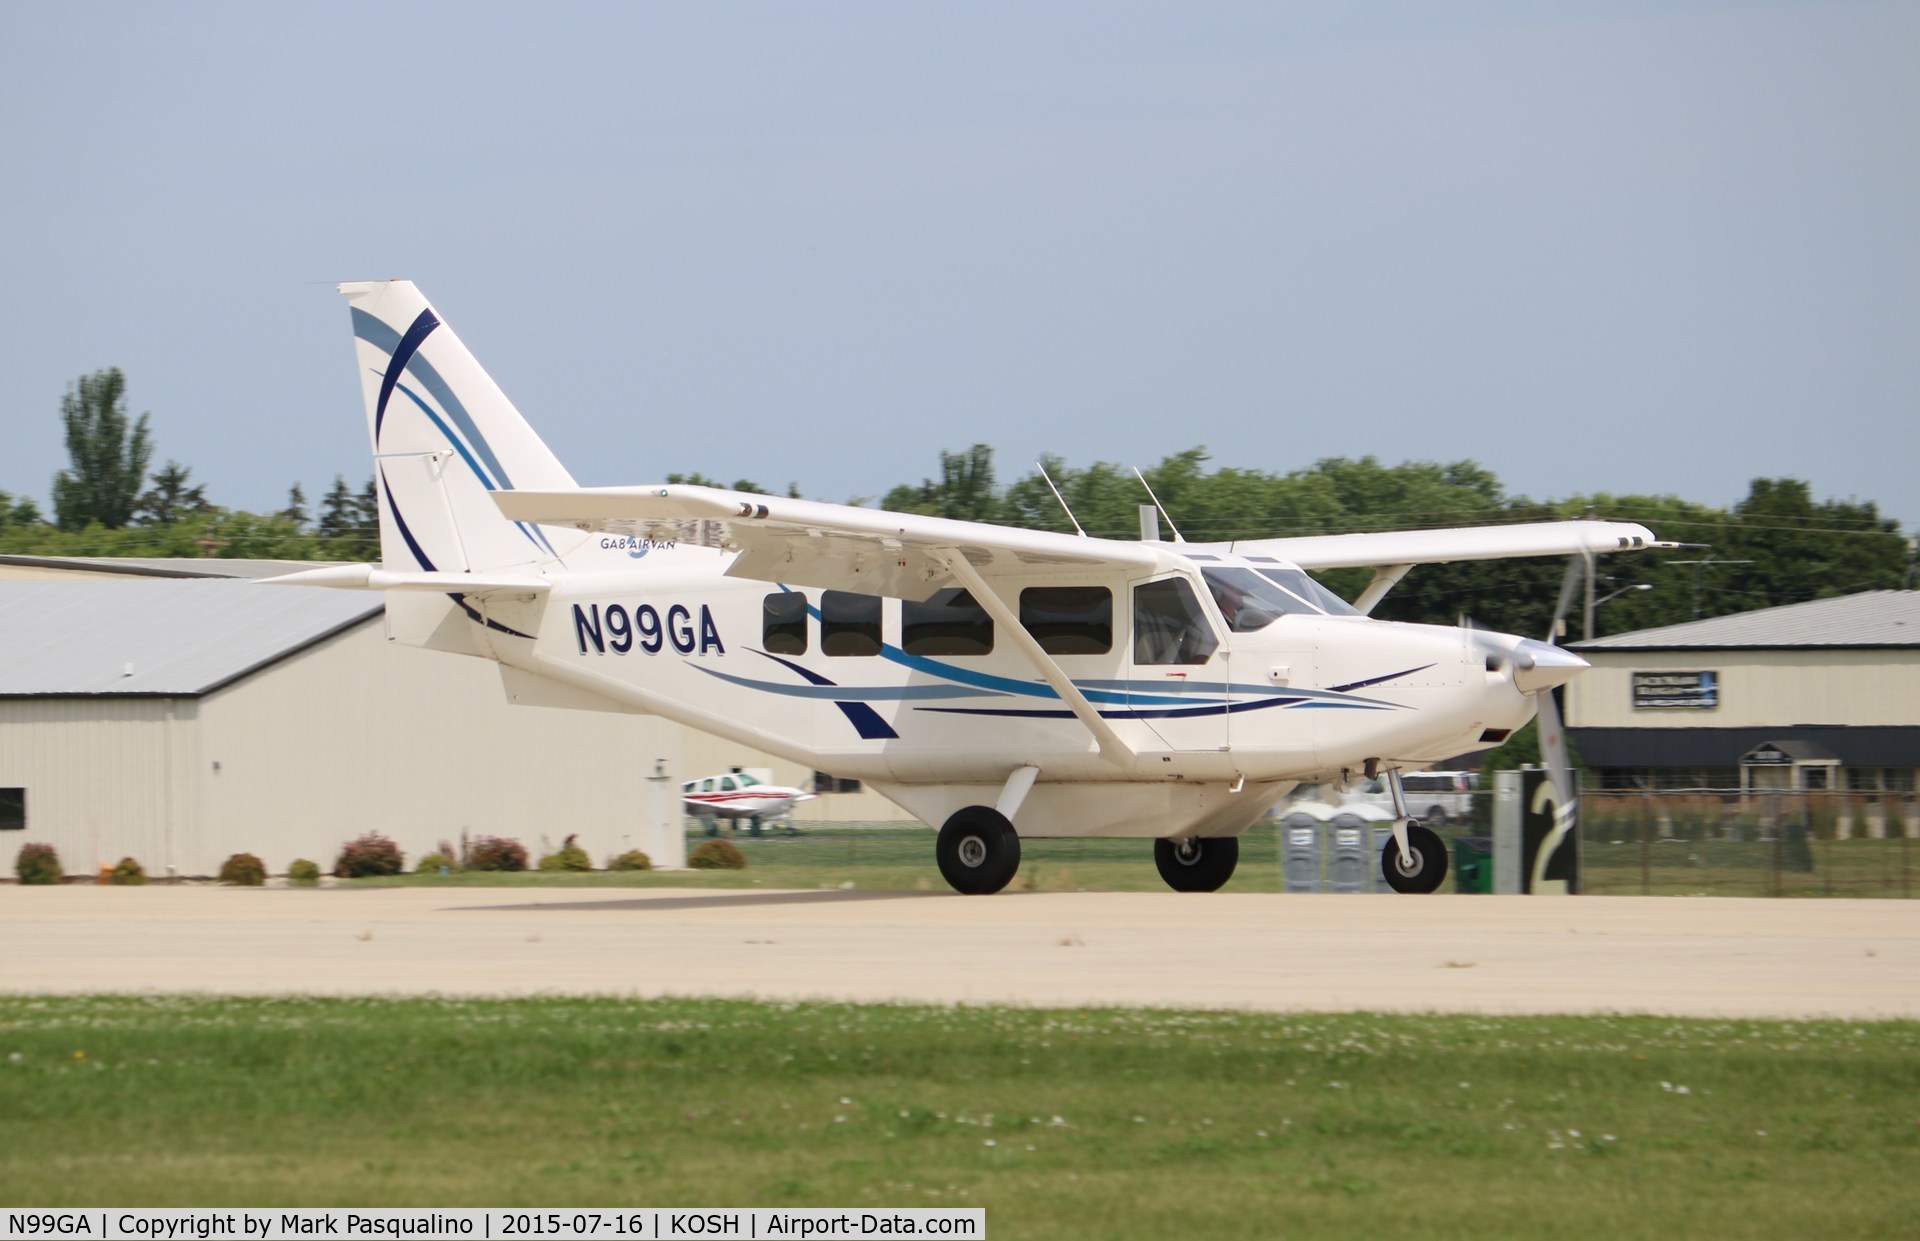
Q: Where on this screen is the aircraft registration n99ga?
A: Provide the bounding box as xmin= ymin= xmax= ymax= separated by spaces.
xmin=268 ymin=281 xmax=1670 ymax=895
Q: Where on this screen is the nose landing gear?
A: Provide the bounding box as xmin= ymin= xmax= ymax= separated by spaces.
xmin=1382 ymin=821 xmax=1449 ymax=894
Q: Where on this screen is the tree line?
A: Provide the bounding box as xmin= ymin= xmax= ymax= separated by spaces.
xmin=3 ymin=369 xmax=1910 ymax=639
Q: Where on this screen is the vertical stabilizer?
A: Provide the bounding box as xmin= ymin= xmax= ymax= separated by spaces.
xmin=340 ymin=280 xmax=577 ymax=575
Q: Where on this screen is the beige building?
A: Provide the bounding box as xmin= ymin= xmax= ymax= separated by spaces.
xmin=1566 ymin=591 xmax=1920 ymax=793
xmin=0 ymin=556 xmax=909 ymax=879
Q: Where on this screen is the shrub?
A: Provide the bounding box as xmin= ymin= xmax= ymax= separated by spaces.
xmin=15 ymin=843 xmax=64 ymax=885
xmin=415 ymin=852 xmax=456 ymax=874
xmin=334 ymin=833 xmax=405 ymax=879
xmin=287 ymin=858 xmax=321 ymax=886
xmin=538 ymin=834 xmax=593 ymax=872
xmin=688 ymin=839 xmax=746 ymax=870
xmin=466 ymin=836 xmax=528 ymax=872
xmin=218 ymin=852 xmax=267 ymax=886
xmin=607 ymin=849 xmax=653 ymax=872
xmin=109 ymin=856 xmax=148 ymax=886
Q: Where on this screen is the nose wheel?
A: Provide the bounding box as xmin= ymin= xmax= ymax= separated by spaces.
xmin=936 ymin=806 xmax=1022 ymax=895
xmin=1154 ymin=836 xmax=1239 ymax=892
xmin=1382 ymin=822 xmax=1449 ymax=894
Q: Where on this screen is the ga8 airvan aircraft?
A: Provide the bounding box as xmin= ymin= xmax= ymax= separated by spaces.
xmin=270 ymin=281 xmax=1671 ymax=895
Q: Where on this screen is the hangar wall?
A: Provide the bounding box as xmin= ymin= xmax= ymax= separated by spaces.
xmin=1 ymin=617 xmax=688 ymax=877
xmin=0 ymin=697 xmax=193 ymax=876
xmin=1568 ymin=648 xmax=1920 ymax=730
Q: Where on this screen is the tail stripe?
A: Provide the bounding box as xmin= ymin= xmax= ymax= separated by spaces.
xmin=353 ymin=307 xmax=520 ymax=492
xmin=379 ymin=464 xmax=439 ymax=572
xmin=374 ymin=308 xmax=441 ymax=440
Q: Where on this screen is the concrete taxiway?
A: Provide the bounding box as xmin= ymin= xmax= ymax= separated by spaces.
xmin=5 ymin=886 xmax=1916 ymax=1018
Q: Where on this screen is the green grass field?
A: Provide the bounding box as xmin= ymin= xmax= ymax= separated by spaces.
xmin=351 ymin=826 xmax=1293 ymax=893
xmin=343 ymin=822 xmax=1919 ymax=899
xmin=2 ymin=996 xmax=1913 ymax=1239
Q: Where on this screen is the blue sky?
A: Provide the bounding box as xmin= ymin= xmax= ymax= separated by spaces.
xmin=3 ymin=2 xmax=1914 ymax=532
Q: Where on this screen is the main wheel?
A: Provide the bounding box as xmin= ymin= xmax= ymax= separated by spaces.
xmin=1382 ymin=822 xmax=1449 ymax=894
xmin=936 ymin=806 xmax=1022 ymax=895
xmin=1154 ymin=836 xmax=1239 ymax=892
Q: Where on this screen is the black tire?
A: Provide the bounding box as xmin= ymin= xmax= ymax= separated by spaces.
xmin=1426 ymin=805 xmax=1450 ymax=828
xmin=1382 ymin=822 xmax=1449 ymax=894
xmin=936 ymin=806 xmax=1022 ymax=895
xmin=1154 ymin=836 xmax=1239 ymax=892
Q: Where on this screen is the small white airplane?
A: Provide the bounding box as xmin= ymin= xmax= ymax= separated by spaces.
xmin=273 ymin=281 xmax=1672 ymax=894
xmin=682 ymin=770 xmax=816 ymax=830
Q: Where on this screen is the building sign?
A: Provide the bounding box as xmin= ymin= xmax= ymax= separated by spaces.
xmin=1742 ymin=744 xmax=1792 ymax=766
xmin=1632 ymin=670 xmax=1718 ymax=710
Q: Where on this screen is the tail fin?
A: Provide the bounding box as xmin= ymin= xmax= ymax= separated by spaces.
xmin=340 ymin=280 xmax=576 ymax=575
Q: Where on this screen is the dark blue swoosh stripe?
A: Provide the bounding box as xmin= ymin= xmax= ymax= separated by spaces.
xmin=374 ymin=309 xmax=439 ymax=441
xmin=919 ymin=696 xmax=1313 ymax=722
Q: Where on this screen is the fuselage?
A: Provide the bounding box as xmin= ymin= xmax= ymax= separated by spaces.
xmin=461 ymin=538 xmax=1551 ymax=837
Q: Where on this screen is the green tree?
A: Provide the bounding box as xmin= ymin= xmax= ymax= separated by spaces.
xmin=52 ymin=368 xmax=153 ymax=531
xmin=134 ymin=460 xmax=210 ymax=526
xmin=0 ymin=490 xmax=42 ymax=529
xmin=315 ymin=476 xmax=358 ymax=540
xmin=279 ymin=483 xmax=310 ymax=531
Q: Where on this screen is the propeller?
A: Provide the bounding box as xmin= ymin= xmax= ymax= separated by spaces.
xmin=1529 ymin=553 xmax=1590 ymax=893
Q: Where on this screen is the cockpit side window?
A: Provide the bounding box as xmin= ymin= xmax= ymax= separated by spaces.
xmin=1257 ymin=567 xmax=1360 ymax=617
xmin=1201 ymin=566 xmax=1314 ymax=632
xmin=1132 ymin=577 xmax=1220 ymax=665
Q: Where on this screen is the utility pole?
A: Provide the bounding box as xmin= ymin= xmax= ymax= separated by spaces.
xmin=1668 ymin=559 xmax=1754 ymax=621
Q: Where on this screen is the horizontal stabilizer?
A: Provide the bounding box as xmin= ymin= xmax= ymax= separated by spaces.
xmin=258 ymin=564 xmax=550 ymax=594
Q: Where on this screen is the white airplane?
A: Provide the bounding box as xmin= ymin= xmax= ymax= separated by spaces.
xmin=273 ymin=281 xmax=1671 ymax=895
xmin=682 ymin=770 xmax=816 ymax=829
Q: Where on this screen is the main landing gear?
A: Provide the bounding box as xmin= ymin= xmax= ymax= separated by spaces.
xmin=1382 ymin=821 xmax=1449 ymax=894
xmin=1154 ymin=836 xmax=1239 ymax=892
xmin=936 ymin=806 xmax=1023 ymax=895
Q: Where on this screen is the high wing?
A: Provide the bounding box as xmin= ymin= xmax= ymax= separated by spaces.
xmin=493 ymin=484 xmax=1163 ymax=601
xmin=1219 ymin=520 xmax=1672 ymax=571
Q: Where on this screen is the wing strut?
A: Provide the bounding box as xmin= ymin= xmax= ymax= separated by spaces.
xmin=1352 ymin=563 xmax=1412 ymax=615
xmin=940 ymin=551 xmax=1136 ymax=768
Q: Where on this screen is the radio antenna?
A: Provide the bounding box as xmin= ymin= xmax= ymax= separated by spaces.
xmin=1132 ymin=467 xmax=1185 ymax=543
xmin=1036 ymin=461 xmax=1087 ymax=537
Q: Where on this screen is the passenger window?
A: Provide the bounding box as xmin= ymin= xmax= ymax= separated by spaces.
xmin=1132 ymin=578 xmax=1219 ymax=665
xmin=821 ymin=591 xmax=883 ymax=657
xmin=902 ymin=588 xmax=994 ymax=656
xmin=762 ymin=591 xmax=809 ymax=654
xmin=1201 ymin=567 xmax=1312 ymax=632
xmin=720 ymin=776 xmax=737 ymax=792
xmin=1020 ymin=586 xmax=1112 ymax=655
xmin=700 ymin=778 xmax=716 ymax=793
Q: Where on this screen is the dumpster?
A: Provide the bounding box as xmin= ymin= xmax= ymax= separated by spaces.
xmin=1452 ymin=835 xmax=1493 ymax=894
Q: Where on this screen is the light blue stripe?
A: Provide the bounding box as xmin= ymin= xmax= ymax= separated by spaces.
xmin=698 ymin=666 xmax=1010 ymax=701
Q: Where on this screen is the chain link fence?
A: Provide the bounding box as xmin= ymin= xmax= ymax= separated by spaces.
xmin=1574 ymin=789 xmax=1919 ymax=898
xmin=690 ymin=793 xmax=1920 ymax=898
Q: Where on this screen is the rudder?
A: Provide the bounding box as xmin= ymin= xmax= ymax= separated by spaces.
xmin=341 ymin=280 xmax=577 ymax=575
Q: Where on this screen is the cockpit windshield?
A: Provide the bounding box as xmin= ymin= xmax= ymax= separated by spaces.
xmin=1200 ymin=567 xmax=1316 ymax=632
xmin=1256 ymin=568 xmax=1360 ymax=617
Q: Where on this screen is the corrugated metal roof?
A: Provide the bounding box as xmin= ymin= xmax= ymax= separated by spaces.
xmin=1572 ymin=590 xmax=1920 ymax=651
xmin=0 ymin=554 xmax=335 ymax=580
xmin=0 ymin=580 xmax=383 ymax=696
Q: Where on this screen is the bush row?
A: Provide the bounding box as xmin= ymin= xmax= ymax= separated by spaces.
xmin=13 ymin=837 xmax=683 ymax=882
